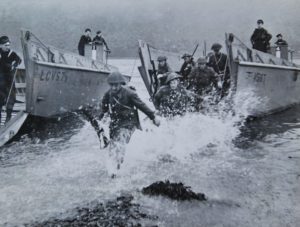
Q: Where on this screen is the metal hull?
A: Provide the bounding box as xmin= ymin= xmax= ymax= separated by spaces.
xmin=235 ymin=62 xmax=300 ymax=116
xmin=26 ymin=62 xmax=110 ymax=117
xmin=21 ymin=30 xmax=118 ymax=117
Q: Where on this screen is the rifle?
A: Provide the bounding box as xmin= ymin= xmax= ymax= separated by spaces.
xmin=191 ymin=43 xmax=199 ymax=58
xmin=150 ymin=59 xmax=159 ymax=97
xmin=81 ymin=108 xmax=109 ymax=149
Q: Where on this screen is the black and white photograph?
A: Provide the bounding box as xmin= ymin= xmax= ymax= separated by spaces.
xmin=0 ymin=0 xmax=299 ymax=226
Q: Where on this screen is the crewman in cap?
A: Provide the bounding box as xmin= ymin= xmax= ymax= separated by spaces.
xmin=77 ymin=28 xmax=92 ymax=56
xmin=207 ymin=43 xmax=230 ymax=97
xmin=275 ymin=33 xmax=288 ymax=46
xmin=250 ymin=19 xmax=272 ymax=53
xmin=179 ymin=53 xmax=195 ymax=82
xmin=92 ymin=30 xmax=110 ymax=52
xmin=99 ymin=71 xmax=160 ymax=177
xmin=188 ymin=57 xmax=217 ymax=99
xmin=0 ymin=35 xmax=22 ymax=123
xmin=154 ymin=72 xmax=195 ymax=117
xmin=156 ymin=55 xmax=172 ymax=86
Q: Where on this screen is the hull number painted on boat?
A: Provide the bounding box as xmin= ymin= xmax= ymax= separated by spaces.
xmin=246 ymin=71 xmax=266 ymax=84
xmin=39 ymin=69 xmax=68 ymax=83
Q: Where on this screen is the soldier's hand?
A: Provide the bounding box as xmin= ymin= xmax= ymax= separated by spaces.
xmin=152 ymin=117 xmax=160 ymax=127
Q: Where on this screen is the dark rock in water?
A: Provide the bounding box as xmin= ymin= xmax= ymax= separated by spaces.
xmin=27 ymin=194 xmax=158 ymax=227
xmin=142 ymin=180 xmax=206 ymax=201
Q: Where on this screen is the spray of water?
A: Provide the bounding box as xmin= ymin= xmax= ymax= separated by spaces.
xmin=0 ymin=59 xmax=269 ymax=226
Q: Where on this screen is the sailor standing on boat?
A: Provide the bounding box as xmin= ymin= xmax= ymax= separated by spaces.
xmin=77 ymin=28 xmax=92 ymax=56
xmin=92 ymin=31 xmax=110 ymax=53
xmin=99 ymin=72 xmax=160 ymax=177
xmin=274 ymin=33 xmax=288 ymax=47
xmin=0 ymin=36 xmax=21 ymax=123
xmin=250 ymin=19 xmax=272 ymax=53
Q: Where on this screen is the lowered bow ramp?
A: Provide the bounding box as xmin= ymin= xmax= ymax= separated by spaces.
xmin=0 ymin=111 xmax=28 ymax=146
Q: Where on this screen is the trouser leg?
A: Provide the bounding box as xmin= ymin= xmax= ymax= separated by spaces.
xmin=5 ymin=88 xmax=16 ymax=123
xmin=106 ymin=127 xmax=135 ymax=176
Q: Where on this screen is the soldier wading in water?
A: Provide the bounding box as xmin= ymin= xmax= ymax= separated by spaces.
xmin=154 ymin=72 xmax=196 ymax=117
xmin=99 ymin=72 xmax=160 ymax=178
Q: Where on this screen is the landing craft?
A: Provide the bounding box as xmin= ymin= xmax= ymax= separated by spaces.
xmin=0 ymin=30 xmax=127 ymax=146
xmin=138 ymin=34 xmax=300 ymax=116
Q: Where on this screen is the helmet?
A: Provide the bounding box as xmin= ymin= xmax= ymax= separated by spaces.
xmin=181 ymin=53 xmax=192 ymax=59
xmin=211 ymin=43 xmax=222 ymax=51
xmin=157 ymin=56 xmax=167 ymax=61
xmin=165 ymin=72 xmax=182 ymax=84
xmin=0 ymin=36 xmax=10 ymax=45
xmin=107 ymin=71 xmax=126 ymax=84
xmin=197 ymin=57 xmax=207 ymax=64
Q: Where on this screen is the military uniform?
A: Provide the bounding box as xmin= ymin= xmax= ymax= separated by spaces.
xmin=207 ymin=53 xmax=227 ymax=74
xmin=250 ymin=28 xmax=272 ymax=52
xmin=100 ymin=85 xmax=156 ymax=177
xmin=156 ymin=56 xmax=172 ymax=86
xmin=188 ymin=65 xmax=217 ymax=96
xmin=78 ymin=35 xmax=92 ymax=56
xmin=154 ymin=85 xmax=193 ymax=117
xmin=207 ymin=52 xmax=230 ymax=97
xmin=100 ymin=86 xmax=155 ymax=140
xmin=180 ymin=60 xmax=195 ymax=81
xmin=0 ymin=47 xmax=21 ymax=122
xmin=92 ymin=35 xmax=109 ymax=50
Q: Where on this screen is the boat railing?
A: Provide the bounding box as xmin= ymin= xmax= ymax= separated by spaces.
xmin=226 ymin=33 xmax=295 ymax=67
xmin=22 ymin=30 xmax=115 ymax=72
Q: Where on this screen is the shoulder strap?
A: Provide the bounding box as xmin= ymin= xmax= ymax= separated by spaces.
xmin=7 ymin=50 xmax=13 ymax=58
xmin=109 ymin=90 xmax=134 ymax=110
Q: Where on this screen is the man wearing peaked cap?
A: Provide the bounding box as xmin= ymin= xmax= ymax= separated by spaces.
xmin=275 ymin=33 xmax=288 ymax=46
xmin=156 ymin=55 xmax=172 ymax=87
xmin=0 ymin=36 xmax=10 ymax=45
xmin=0 ymin=35 xmax=22 ymax=123
xmin=257 ymin=19 xmax=264 ymax=24
xmin=207 ymin=43 xmax=230 ymax=97
xmin=180 ymin=53 xmax=195 ymax=82
xmin=211 ymin=43 xmax=222 ymax=51
xmin=77 ymin=28 xmax=92 ymax=56
xmin=92 ymin=30 xmax=110 ymax=52
xmin=157 ymin=55 xmax=167 ymax=61
xmin=250 ymin=19 xmax=272 ymax=52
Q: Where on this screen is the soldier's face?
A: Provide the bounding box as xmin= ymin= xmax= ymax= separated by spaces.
xmin=169 ymin=79 xmax=179 ymax=90
xmin=198 ymin=63 xmax=206 ymax=69
xmin=257 ymin=23 xmax=263 ymax=28
xmin=158 ymin=60 xmax=166 ymax=66
xmin=0 ymin=42 xmax=10 ymax=52
xmin=184 ymin=57 xmax=191 ymax=62
xmin=110 ymin=83 xmax=122 ymax=93
xmin=85 ymin=31 xmax=91 ymax=37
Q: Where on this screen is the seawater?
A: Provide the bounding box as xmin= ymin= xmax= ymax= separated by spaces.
xmin=0 ymin=59 xmax=299 ymax=227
